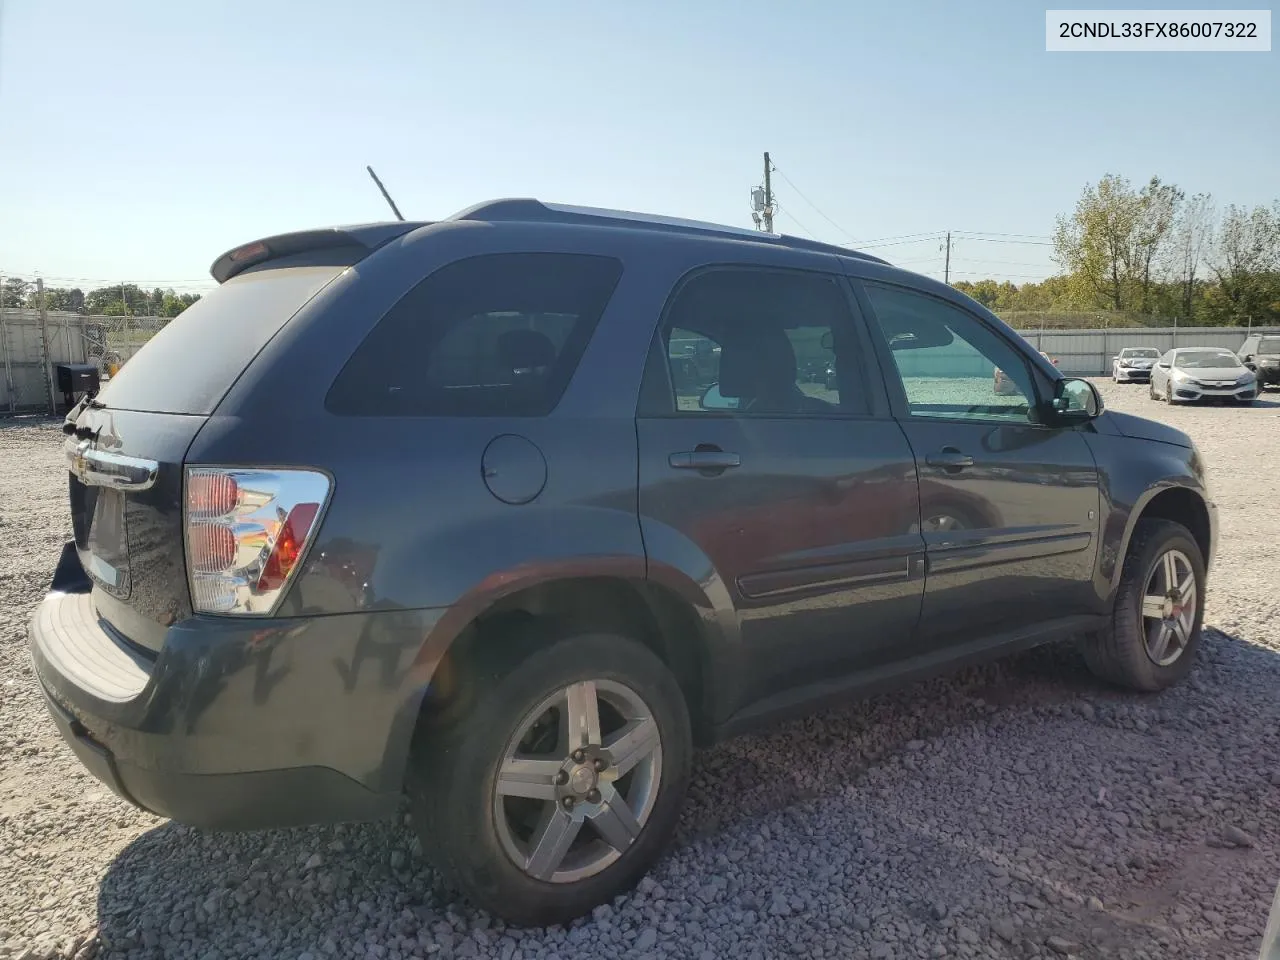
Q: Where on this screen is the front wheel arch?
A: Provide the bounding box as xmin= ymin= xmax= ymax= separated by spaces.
xmin=1126 ymin=487 xmax=1212 ymax=579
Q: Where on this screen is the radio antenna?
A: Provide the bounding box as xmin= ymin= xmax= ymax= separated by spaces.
xmin=366 ymin=165 xmax=405 ymax=221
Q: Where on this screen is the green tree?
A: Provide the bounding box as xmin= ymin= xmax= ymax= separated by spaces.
xmin=1164 ymin=193 xmax=1215 ymax=323
xmin=1 ymin=277 xmax=30 ymax=308
xmin=1206 ymin=203 xmax=1280 ymax=325
xmin=38 ymin=287 xmax=86 ymax=312
xmin=1053 ymin=174 xmax=1141 ymax=310
xmin=1053 ymin=174 xmax=1183 ymax=315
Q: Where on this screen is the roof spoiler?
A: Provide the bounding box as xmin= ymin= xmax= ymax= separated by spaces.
xmin=209 ymin=221 xmax=429 ymax=284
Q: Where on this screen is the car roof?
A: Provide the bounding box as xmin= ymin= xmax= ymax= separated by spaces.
xmin=210 ymin=198 xmax=894 ymax=283
xmin=446 ymin=198 xmax=891 ymax=264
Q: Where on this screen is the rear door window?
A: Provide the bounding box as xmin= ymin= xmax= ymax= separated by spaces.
xmin=95 ymin=264 xmax=346 ymax=415
xmin=327 ymin=253 xmax=623 ymax=417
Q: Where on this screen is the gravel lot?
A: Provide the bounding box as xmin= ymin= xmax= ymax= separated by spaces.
xmin=2 ymin=381 xmax=1279 ymax=960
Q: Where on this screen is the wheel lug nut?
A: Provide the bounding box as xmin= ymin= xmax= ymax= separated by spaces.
xmin=571 ymin=749 xmax=585 ymax=763
xmin=586 ymin=788 xmax=601 ymax=804
xmin=561 ymin=797 xmax=575 ymax=810
xmin=555 ymin=771 xmax=569 ymax=786
xmin=593 ymin=758 xmax=607 ymax=772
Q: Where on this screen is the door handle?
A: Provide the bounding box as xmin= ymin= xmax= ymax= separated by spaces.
xmin=669 ymin=450 xmax=741 ymax=471
xmin=925 ymin=448 xmax=974 ymax=472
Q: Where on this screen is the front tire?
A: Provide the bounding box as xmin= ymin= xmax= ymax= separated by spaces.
xmin=407 ymin=629 xmax=692 ymax=927
xmin=1081 ymin=518 xmax=1205 ymax=692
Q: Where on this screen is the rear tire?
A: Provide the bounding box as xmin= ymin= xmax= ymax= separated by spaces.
xmin=1081 ymin=518 xmax=1205 ymax=692
xmin=407 ymin=628 xmax=692 ymax=927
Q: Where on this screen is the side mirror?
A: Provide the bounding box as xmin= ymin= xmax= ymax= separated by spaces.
xmin=1157 ymin=361 xmax=1171 ymax=369
xmin=1051 ymin=378 xmax=1102 ymax=422
xmin=699 ymin=382 xmax=740 ymax=411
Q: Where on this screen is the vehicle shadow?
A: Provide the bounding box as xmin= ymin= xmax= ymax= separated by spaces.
xmin=94 ymin=627 xmax=1280 ymax=954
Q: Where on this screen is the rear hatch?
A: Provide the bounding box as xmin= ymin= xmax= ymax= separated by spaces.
xmin=63 ymin=258 xmax=361 ymax=652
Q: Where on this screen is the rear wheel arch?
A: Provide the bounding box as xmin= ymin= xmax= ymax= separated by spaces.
xmin=392 ymin=576 xmax=715 ymax=791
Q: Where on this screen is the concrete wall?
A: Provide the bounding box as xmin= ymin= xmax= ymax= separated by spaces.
xmin=1015 ymin=325 xmax=1280 ymax=377
xmin=0 ymin=310 xmax=164 ymax=414
xmin=893 ymin=325 xmax=1280 ymax=380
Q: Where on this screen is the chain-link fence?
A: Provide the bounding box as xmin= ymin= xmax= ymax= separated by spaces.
xmin=0 ymin=308 xmax=167 ymax=415
xmin=80 ymin=315 xmax=168 ymax=377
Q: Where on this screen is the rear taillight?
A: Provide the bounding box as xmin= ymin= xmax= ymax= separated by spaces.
xmin=185 ymin=467 xmax=331 ymax=615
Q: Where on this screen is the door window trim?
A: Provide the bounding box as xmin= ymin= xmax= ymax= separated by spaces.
xmin=851 ymin=278 xmax=1057 ymax=428
xmin=636 ymin=262 xmax=892 ymax=421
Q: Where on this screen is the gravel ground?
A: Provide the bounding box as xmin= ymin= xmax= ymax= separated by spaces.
xmin=2 ymin=381 xmax=1279 ymax=960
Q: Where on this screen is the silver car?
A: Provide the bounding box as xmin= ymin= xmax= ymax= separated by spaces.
xmin=1149 ymin=347 xmax=1260 ymax=405
xmin=1111 ymin=346 xmax=1160 ymax=383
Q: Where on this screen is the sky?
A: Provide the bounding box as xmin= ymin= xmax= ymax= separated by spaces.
xmin=0 ymin=1 xmax=1276 ymax=296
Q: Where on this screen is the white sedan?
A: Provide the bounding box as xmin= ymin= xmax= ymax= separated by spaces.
xmin=1111 ymin=347 xmax=1160 ymax=382
xmin=1149 ymin=347 xmax=1261 ymax=405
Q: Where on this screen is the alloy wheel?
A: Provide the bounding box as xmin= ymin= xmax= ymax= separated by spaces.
xmin=1140 ymin=549 xmax=1197 ymax=667
xmin=492 ymin=679 xmax=662 ymax=883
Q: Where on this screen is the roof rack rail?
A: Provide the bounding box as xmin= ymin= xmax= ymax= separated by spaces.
xmin=448 ymin=198 xmax=888 ymax=265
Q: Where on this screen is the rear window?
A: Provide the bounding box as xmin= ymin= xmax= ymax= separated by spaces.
xmin=327 ymin=253 xmax=623 ymax=417
xmin=96 ymin=264 xmax=344 ymax=415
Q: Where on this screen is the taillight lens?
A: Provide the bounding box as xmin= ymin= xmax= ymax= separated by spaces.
xmin=185 ymin=467 xmax=331 ymax=615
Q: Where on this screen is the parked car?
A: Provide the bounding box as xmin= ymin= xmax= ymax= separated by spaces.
xmin=1111 ymin=347 xmax=1160 ymax=383
xmin=33 ymin=199 xmax=1216 ymax=927
xmin=995 ymin=350 xmax=1056 ymax=394
xmin=1149 ymin=347 xmax=1260 ymax=405
xmin=1238 ymin=333 xmax=1280 ymax=392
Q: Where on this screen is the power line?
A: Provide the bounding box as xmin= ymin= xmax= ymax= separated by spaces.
xmin=776 ymin=206 xmax=817 ymax=239
xmin=0 ymin=272 xmax=213 ymax=289
xmin=950 ymin=259 xmax=1055 ymax=268
xmin=768 ymin=164 xmax=859 ymax=243
xmin=948 ymin=270 xmax=1054 ymax=280
xmin=858 ymin=235 xmax=946 ymax=249
xmin=949 ymin=236 xmax=1054 ymax=247
xmin=952 ymin=230 xmax=1052 ymax=241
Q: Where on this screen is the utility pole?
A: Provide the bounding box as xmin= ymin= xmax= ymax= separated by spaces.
xmin=943 ymin=231 xmax=952 ymax=284
xmin=762 ymin=152 xmax=774 ymax=233
xmin=37 ymin=278 xmax=56 ymax=414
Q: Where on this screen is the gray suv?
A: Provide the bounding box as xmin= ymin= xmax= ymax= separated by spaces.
xmin=1239 ymin=333 xmax=1280 ymax=390
xmin=31 ymin=199 xmax=1217 ymax=926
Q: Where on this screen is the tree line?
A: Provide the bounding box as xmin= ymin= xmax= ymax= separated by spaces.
xmin=0 ymin=279 xmax=201 ymax=318
xmin=956 ymin=175 xmax=1279 ymax=328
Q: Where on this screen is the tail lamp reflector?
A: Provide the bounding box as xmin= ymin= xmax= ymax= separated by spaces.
xmin=185 ymin=467 xmax=330 ymax=615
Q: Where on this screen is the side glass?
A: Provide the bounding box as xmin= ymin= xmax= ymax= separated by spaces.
xmin=661 ymin=270 xmax=867 ymax=417
xmin=863 ymin=284 xmax=1037 ymax=423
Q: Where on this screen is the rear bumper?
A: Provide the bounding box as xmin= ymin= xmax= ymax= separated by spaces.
xmin=29 ymin=542 xmax=442 ymax=829
xmin=34 ymin=678 xmax=390 ymax=828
